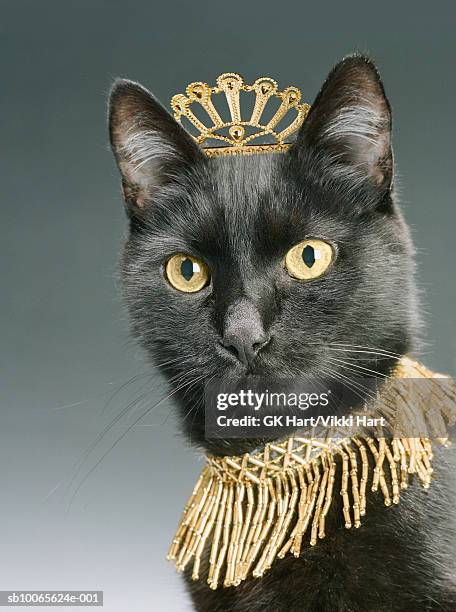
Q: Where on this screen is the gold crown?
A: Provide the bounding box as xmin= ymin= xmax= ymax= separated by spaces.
xmin=171 ymin=73 xmax=310 ymax=157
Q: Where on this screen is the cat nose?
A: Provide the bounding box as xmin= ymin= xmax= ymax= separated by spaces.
xmin=222 ymin=329 xmax=270 ymax=366
xmin=222 ymin=300 xmax=270 ymax=366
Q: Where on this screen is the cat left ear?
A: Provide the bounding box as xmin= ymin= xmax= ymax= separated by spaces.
xmin=293 ymin=55 xmax=393 ymax=192
xmin=109 ymin=79 xmax=205 ymax=211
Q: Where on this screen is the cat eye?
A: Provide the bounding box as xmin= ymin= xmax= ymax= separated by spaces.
xmin=284 ymin=239 xmax=334 ymax=281
xmin=165 ymin=253 xmax=210 ymax=293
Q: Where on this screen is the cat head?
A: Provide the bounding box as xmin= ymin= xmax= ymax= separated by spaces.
xmin=109 ymin=55 xmax=418 ymax=453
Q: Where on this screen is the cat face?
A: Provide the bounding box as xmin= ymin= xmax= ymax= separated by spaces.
xmin=109 ymin=56 xmax=418 ymax=451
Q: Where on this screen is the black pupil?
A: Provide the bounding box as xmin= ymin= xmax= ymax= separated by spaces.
xmin=181 ymin=258 xmax=194 ymax=281
xmin=302 ymin=245 xmax=315 ymax=268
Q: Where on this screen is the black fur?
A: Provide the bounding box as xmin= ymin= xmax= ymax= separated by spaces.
xmin=109 ymin=55 xmax=456 ymax=610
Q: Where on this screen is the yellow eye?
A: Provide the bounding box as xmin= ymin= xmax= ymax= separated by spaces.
xmin=165 ymin=253 xmax=210 ymax=293
xmin=284 ymin=239 xmax=334 ymax=280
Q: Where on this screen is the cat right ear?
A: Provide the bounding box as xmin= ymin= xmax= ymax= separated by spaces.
xmin=108 ymin=79 xmax=205 ymax=212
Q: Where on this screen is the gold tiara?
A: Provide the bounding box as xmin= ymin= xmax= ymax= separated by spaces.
xmin=171 ymin=73 xmax=310 ymax=157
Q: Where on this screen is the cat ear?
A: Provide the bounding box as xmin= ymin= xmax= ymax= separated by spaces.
xmin=293 ymin=55 xmax=393 ymax=191
xmin=109 ymin=79 xmax=205 ymax=211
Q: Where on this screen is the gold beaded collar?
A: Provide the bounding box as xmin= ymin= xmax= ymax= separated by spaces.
xmin=167 ymin=358 xmax=456 ymax=589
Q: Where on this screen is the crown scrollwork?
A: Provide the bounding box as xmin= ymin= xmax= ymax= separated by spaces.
xmin=171 ymin=73 xmax=310 ymax=157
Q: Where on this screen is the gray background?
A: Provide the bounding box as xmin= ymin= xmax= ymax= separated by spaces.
xmin=1 ymin=1 xmax=455 ymax=610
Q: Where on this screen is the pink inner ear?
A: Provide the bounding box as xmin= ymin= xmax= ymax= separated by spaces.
xmin=121 ymin=181 xmax=146 ymax=209
xmin=370 ymin=132 xmax=393 ymax=186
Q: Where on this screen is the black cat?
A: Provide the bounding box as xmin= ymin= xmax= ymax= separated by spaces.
xmin=109 ymin=55 xmax=456 ymax=611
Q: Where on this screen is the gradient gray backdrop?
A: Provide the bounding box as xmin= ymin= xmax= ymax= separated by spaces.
xmin=1 ymin=1 xmax=455 ymax=610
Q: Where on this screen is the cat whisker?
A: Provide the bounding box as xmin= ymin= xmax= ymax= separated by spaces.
xmin=65 ymin=372 xmax=206 ymax=512
xmin=101 ymin=371 xmax=157 ymax=416
xmin=65 ymin=384 xmax=158 ymax=498
xmin=324 ymin=348 xmax=400 ymax=361
xmin=318 ymin=363 xmax=377 ymax=404
xmin=326 ymin=356 xmax=390 ymax=378
xmin=304 ymin=340 xmax=403 ymax=360
xmin=155 ymin=354 xmax=198 ymax=369
xmin=64 ymin=366 xmax=201 ymax=500
xmin=325 ymin=358 xmax=386 ymax=399
xmin=324 ymin=342 xmax=403 ymax=359
xmin=326 ymin=358 xmax=405 ymax=416
xmin=184 ymin=374 xmax=216 ymax=426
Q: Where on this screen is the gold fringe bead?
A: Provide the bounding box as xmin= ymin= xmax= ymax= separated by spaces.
xmin=168 ymin=357 xmax=456 ymax=588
